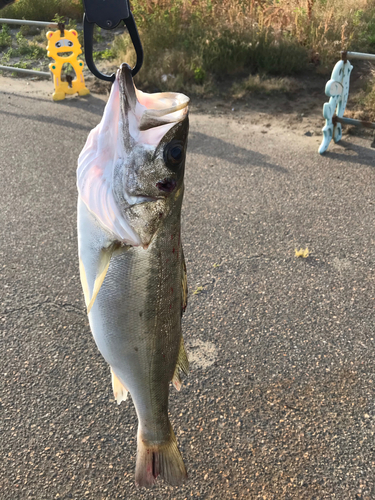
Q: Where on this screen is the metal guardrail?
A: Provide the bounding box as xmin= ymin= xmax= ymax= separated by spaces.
xmin=344 ymin=51 xmax=375 ymax=62
xmin=0 ymin=64 xmax=50 ymax=77
xmin=0 ymin=18 xmax=58 ymax=78
xmin=0 ymin=18 xmax=58 ymax=28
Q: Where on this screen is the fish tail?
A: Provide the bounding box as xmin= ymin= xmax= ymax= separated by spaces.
xmin=135 ymin=424 xmax=187 ymax=488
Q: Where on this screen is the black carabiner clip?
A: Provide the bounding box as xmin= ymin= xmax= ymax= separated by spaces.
xmin=83 ymin=0 xmax=143 ymax=82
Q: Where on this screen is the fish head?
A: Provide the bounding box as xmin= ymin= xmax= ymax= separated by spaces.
xmin=77 ymin=64 xmax=189 ymax=247
xmin=115 ymin=64 xmax=189 ymax=246
xmin=117 ymin=117 xmax=189 ymax=247
xmin=117 ymin=115 xmax=189 ymax=207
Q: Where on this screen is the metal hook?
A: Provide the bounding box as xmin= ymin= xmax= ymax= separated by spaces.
xmin=83 ymin=0 xmax=143 ymax=82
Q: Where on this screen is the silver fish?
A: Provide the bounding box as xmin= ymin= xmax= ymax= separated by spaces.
xmin=77 ymin=64 xmax=190 ymax=487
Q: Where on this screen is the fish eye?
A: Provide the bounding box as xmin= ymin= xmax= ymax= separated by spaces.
xmin=164 ymin=141 xmax=184 ymax=171
xmin=55 ymin=41 xmax=61 ymax=48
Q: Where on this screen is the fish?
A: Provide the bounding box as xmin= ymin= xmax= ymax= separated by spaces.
xmin=77 ymin=63 xmax=190 ymax=487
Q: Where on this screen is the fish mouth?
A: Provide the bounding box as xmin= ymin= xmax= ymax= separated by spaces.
xmin=137 ymin=195 xmax=160 ymax=203
xmin=123 ymin=191 xmax=161 ymax=205
xmin=156 ymin=178 xmax=177 ymax=194
xmin=116 ymin=63 xmax=189 ymax=146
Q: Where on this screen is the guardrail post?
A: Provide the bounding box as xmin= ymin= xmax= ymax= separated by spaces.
xmin=319 ymin=50 xmax=375 ymax=154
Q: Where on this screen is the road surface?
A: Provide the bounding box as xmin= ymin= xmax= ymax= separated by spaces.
xmin=1 ymin=76 xmax=375 ymax=499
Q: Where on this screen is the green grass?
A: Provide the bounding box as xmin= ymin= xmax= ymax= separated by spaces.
xmin=0 ymin=47 xmax=12 ymax=64
xmin=0 ymin=24 xmax=12 ymax=50
xmin=14 ymin=31 xmax=45 ymax=58
xmin=93 ymin=48 xmax=115 ymax=61
xmin=0 ymin=23 xmax=50 ymax=74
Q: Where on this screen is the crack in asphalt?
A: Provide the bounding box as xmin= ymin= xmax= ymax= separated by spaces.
xmin=1 ymin=300 xmax=85 ymax=317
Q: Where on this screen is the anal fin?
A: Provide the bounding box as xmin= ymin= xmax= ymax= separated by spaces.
xmin=111 ymin=367 xmax=129 ymax=404
xmin=172 ymin=337 xmax=189 ymax=391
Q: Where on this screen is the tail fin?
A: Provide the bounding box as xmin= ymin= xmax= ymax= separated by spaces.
xmin=135 ymin=424 xmax=187 ymax=488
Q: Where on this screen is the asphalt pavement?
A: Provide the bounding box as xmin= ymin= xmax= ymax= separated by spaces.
xmin=1 ymin=77 xmax=375 ymax=499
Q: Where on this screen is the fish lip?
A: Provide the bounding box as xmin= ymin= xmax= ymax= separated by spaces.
xmin=137 ymin=196 xmax=160 ymax=203
xmin=126 ymin=193 xmax=162 ymax=205
xmin=117 ymin=63 xmax=137 ymax=109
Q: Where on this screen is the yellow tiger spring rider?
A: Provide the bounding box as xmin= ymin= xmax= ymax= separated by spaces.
xmin=46 ymin=25 xmax=90 ymax=101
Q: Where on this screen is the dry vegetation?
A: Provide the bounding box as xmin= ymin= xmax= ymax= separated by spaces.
xmin=2 ymin=0 xmax=83 ymax=23
xmin=2 ymin=0 xmax=375 ymax=94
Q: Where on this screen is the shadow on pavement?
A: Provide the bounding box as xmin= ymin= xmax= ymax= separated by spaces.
xmin=1 ymin=90 xmax=51 ymax=103
xmin=54 ymin=94 xmax=105 ymax=116
xmin=0 ymin=91 xmax=105 ymax=116
xmin=189 ymin=131 xmax=288 ymax=173
xmin=0 ymin=108 xmax=93 ymax=132
xmin=324 ymin=139 xmax=375 ymax=167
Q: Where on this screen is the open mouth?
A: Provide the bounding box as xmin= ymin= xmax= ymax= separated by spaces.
xmin=117 ymin=63 xmax=189 ymax=146
xmin=57 ymin=51 xmax=73 ymax=57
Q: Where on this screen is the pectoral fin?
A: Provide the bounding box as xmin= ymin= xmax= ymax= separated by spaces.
xmin=81 ymin=242 xmax=123 ymax=315
xmin=87 ymin=248 xmax=112 ymax=314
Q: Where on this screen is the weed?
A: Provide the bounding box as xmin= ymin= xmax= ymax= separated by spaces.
xmin=232 ymin=74 xmax=300 ymax=97
xmin=52 ymin=14 xmax=66 ymax=24
xmin=94 ymin=26 xmax=104 ymax=43
xmin=0 ymin=24 xmax=12 ymax=50
xmin=2 ymin=0 xmax=83 ymax=22
xmin=30 ymin=44 xmax=46 ymax=60
xmin=3 ymin=0 xmax=375 ymax=99
xmin=9 ymin=60 xmax=33 ymax=76
xmin=16 ymin=32 xmax=32 ymax=55
xmin=93 ymin=48 xmax=115 ymax=61
xmin=352 ymin=70 xmax=375 ymax=121
xmin=13 ymin=61 xmax=32 ymax=69
xmin=0 ymin=47 xmax=12 ymax=64
xmin=14 ymin=31 xmax=47 ymax=59
xmin=194 ymin=67 xmax=206 ymax=85
xmin=33 ymin=30 xmax=48 ymax=44
xmin=61 ymin=62 xmax=75 ymax=75
xmin=19 ymin=24 xmax=40 ymax=37
xmin=111 ymin=1 xmax=308 ymax=92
